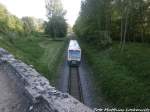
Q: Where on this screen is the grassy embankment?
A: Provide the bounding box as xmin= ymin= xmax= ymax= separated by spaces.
xmin=0 ymin=34 xmax=66 ymax=83
xmin=82 ymin=42 xmax=150 ymax=108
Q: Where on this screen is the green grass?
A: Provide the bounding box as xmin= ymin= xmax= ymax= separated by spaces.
xmin=0 ymin=34 xmax=66 ymax=83
xmin=82 ymin=42 xmax=150 ymax=108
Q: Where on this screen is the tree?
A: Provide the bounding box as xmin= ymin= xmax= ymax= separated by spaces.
xmin=0 ymin=3 xmax=44 ymax=38
xmin=74 ymin=0 xmax=112 ymax=48
xmin=22 ymin=17 xmax=36 ymax=34
xmin=45 ymin=0 xmax=67 ymax=38
xmin=74 ymin=0 xmax=150 ymax=50
xmin=0 ymin=3 xmax=9 ymax=33
xmin=0 ymin=3 xmax=24 ymax=35
xmin=45 ymin=16 xmax=67 ymax=37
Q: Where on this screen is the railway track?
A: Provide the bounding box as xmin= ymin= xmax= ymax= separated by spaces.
xmin=68 ymin=67 xmax=84 ymax=103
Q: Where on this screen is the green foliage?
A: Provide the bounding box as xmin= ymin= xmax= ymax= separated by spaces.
xmin=45 ymin=0 xmax=67 ymax=38
xmin=0 ymin=4 xmax=9 ymax=33
xmin=7 ymin=15 xmax=24 ymax=33
xmin=0 ymin=34 xmax=66 ymax=82
xmin=22 ymin=17 xmax=36 ymax=34
xmin=0 ymin=3 xmax=44 ymax=37
xmin=82 ymin=42 xmax=150 ymax=107
xmin=74 ymin=0 xmax=150 ymax=49
xmin=0 ymin=3 xmax=63 ymax=82
xmin=75 ymin=0 xmax=150 ymax=107
xmin=22 ymin=17 xmax=44 ymax=34
xmin=45 ymin=16 xmax=67 ymax=37
xmin=111 ymin=0 xmax=150 ymax=42
xmin=0 ymin=3 xmax=25 ymax=35
xmin=74 ymin=0 xmax=112 ymax=48
xmin=46 ymin=0 xmax=66 ymax=18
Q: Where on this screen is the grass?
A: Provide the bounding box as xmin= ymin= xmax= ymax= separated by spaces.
xmin=82 ymin=41 xmax=150 ymax=108
xmin=0 ymin=34 xmax=66 ymax=83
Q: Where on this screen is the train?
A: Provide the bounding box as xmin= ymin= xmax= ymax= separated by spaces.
xmin=67 ymin=40 xmax=81 ymax=66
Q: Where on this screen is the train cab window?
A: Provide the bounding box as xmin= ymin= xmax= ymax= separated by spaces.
xmin=69 ymin=50 xmax=80 ymax=59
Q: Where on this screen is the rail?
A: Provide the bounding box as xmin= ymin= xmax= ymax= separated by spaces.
xmin=68 ymin=67 xmax=84 ymax=103
xmin=0 ymin=48 xmax=93 ymax=112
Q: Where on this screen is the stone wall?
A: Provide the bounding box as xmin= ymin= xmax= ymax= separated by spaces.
xmin=0 ymin=48 xmax=93 ymax=112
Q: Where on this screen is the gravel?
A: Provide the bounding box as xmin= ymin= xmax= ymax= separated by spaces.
xmin=56 ymin=51 xmax=96 ymax=108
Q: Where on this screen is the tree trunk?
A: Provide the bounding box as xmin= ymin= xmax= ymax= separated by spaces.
xmin=120 ymin=4 xmax=125 ymax=49
xmin=120 ymin=17 xmax=123 ymax=48
xmin=121 ymin=7 xmax=129 ymax=51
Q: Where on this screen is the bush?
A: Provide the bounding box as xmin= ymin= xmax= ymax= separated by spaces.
xmin=82 ymin=42 xmax=150 ymax=108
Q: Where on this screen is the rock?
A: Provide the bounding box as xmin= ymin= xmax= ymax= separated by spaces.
xmin=0 ymin=48 xmax=93 ymax=112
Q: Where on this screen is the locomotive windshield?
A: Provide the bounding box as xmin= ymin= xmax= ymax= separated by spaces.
xmin=69 ymin=50 xmax=80 ymax=59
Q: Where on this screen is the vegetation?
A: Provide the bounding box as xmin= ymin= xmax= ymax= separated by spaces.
xmin=82 ymin=42 xmax=150 ymax=107
xmin=22 ymin=17 xmax=44 ymax=34
xmin=0 ymin=34 xmax=66 ymax=82
xmin=74 ymin=0 xmax=150 ymax=49
xmin=0 ymin=3 xmax=23 ymax=35
xmin=0 ymin=3 xmax=66 ymax=83
xmin=1 ymin=0 xmax=150 ymax=108
xmin=45 ymin=0 xmax=67 ymax=38
xmin=0 ymin=3 xmax=44 ymax=37
xmin=74 ymin=0 xmax=150 ymax=108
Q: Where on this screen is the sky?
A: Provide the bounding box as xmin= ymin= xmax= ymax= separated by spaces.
xmin=0 ymin=0 xmax=81 ymax=26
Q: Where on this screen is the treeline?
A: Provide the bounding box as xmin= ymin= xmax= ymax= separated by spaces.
xmin=74 ymin=0 xmax=150 ymax=49
xmin=0 ymin=3 xmax=44 ymax=37
xmin=0 ymin=1 xmax=67 ymax=39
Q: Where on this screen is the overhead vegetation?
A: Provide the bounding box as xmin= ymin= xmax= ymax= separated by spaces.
xmin=74 ymin=0 xmax=150 ymax=49
xmin=45 ymin=0 xmax=67 ymax=38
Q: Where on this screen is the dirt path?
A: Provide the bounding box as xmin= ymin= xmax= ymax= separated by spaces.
xmin=0 ymin=64 xmax=28 ymax=112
